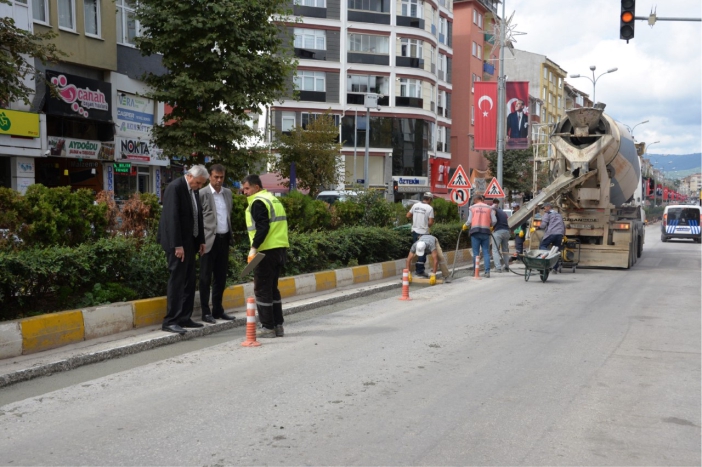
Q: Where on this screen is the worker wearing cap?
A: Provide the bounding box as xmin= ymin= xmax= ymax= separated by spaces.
xmin=405 ymin=234 xmax=450 ymax=285
xmin=462 ymin=194 xmax=496 ymax=278
xmin=406 ymin=192 xmax=434 ymax=277
xmin=537 ymin=202 xmax=565 ymax=271
xmin=491 ymin=199 xmax=511 ymax=273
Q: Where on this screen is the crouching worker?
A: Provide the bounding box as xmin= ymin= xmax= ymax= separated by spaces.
xmin=405 ymin=235 xmax=451 ymax=285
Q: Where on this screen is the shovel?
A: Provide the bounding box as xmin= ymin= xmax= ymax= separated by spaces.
xmin=240 ymin=252 xmax=265 ymax=277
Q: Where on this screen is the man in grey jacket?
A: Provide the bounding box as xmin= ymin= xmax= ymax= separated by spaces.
xmin=199 ymin=164 xmax=235 ymax=323
xmin=538 ymin=202 xmax=565 ymax=270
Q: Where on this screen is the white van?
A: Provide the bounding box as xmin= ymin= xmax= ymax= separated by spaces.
xmin=661 ymin=204 xmax=701 ymax=243
xmin=316 ymin=190 xmax=358 ymax=204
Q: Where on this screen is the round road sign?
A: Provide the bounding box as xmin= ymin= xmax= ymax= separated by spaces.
xmin=450 ymin=188 xmax=469 ymax=206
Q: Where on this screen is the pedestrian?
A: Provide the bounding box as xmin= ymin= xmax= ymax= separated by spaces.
xmin=199 ymin=164 xmax=235 ymax=324
xmin=512 ymin=205 xmax=528 ymax=256
xmin=538 ymin=202 xmax=565 ymax=271
xmin=406 ymin=192 xmax=434 ymax=277
xmin=405 ymin=234 xmax=451 ymax=285
xmin=462 ymin=194 xmax=496 ymax=277
xmin=491 ymin=199 xmax=511 ymax=272
xmin=242 ymin=174 xmax=289 ymax=339
xmin=157 ymin=165 xmax=209 ymax=334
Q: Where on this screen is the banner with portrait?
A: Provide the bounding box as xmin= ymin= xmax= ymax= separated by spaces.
xmin=506 ymin=81 xmax=530 ymax=150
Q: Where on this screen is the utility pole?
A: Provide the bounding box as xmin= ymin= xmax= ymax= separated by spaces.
xmin=496 ymin=0 xmax=506 ymax=189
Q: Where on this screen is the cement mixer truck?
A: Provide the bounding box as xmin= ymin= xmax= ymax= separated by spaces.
xmin=508 ymin=105 xmax=645 ymax=268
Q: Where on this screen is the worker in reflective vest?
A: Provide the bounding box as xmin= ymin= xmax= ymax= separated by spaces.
xmin=462 ymin=193 xmax=496 ymax=277
xmin=243 ymin=174 xmax=289 ymax=339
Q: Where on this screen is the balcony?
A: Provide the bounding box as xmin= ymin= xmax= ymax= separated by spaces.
xmin=347 ymin=53 xmax=390 ymax=65
xmin=348 ymin=10 xmax=391 ymax=25
xmin=396 ymin=16 xmax=425 ymax=29
xmin=396 ymin=96 xmax=423 ymax=108
xmin=298 ymin=91 xmax=326 ymax=102
xmin=294 ymin=48 xmax=326 ymax=60
xmin=483 ymin=62 xmax=495 ymax=76
xmin=293 ymin=5 xmax=326 ymax=18
xmin=347 ymin=94 xmax=390 ymax=106
xmin=396 ymin=56 xmax=424 ymax=69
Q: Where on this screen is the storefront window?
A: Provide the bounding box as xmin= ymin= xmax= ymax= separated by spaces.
xmin=114 ymin=164 xmax=150 ymax=201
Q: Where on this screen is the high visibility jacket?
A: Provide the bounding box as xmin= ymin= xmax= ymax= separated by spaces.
xmin=245 ymin=190 xmax=289 ymax=251
xmin=469 ymin=203 xmax=493 ymax=235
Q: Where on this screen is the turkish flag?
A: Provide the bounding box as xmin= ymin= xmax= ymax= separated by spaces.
xmin=663 ymin=186 xmax=669 ymax=200
xmin=474 ymin=82 xmax=498 ymax=150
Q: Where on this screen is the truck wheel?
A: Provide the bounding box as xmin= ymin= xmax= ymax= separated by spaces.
xmin=637 ymin=235 xmax=643 ymax=258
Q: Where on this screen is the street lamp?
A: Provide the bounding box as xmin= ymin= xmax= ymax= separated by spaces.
xmin=569 ymin=66 xmax=618 ymax=104
xmin=623 ymin=119 xmax=649 ymax=137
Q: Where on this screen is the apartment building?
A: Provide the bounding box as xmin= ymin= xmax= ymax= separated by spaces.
xmin=268 ymin=0 xmax=454 ymax=197
xmin=564 ymin=83 xmax=593 ymax=110
xmin=451 ymin=0 xmax=499 ymax=174
xmin=502 ymin=49 xmax=566 ymax=128
xmin=1 ymin=0 xmax=167 ymax=201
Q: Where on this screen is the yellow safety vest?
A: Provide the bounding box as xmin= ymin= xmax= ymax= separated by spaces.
xmin=245 ymin=189 xmax=289 ymax=251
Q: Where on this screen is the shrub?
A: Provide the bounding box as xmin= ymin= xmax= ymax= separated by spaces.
xmin=279 ymin=191 xmax=331 ymax=232
xmin=356 ymin=191 xmax=394 ymax=228
xmin=118 ymin=192 xmax=161 ymax=239
xmin=432 ymin=198 xmax=460 ymax=223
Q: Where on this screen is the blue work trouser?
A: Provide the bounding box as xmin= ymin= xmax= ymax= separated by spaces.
xmin=471 ymin=232 xmax=491 ymax=273
xmin=412 ymin=230 xmax=427 ymax=274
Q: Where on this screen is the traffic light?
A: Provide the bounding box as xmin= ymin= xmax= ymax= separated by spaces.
xmin=620 ymin=0 xmax=635 ymax=42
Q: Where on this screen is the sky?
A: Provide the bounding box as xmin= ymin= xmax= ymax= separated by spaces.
xmin=503 ymin=0 xmax=701 ymax=156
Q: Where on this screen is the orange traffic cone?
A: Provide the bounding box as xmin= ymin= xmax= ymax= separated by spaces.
xmin=241 ymin=297 xmax=261 ymax=347
xmin=399 ymin=269 xmax=411 ymax=300
xmin=473 ymin=254 xmax=482 ymax=280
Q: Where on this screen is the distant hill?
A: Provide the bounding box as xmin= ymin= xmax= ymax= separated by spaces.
xmin=647 ymin=153 xmax=701 ymax=175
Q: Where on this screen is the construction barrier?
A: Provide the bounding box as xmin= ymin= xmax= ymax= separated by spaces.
xmin=241 ymin=297 xmax=261 ymax=347
xmin=399 ymin=269 xmax=411 ymax=301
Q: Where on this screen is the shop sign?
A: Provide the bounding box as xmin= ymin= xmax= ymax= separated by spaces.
xmin=45 ymin=71 xmax=112 ymax=121
xmin=116 ymin=137 xmax=169 ymax=166
xmin=0 ymin=109 xmax=40 ymax=137
xmin=116 ymin=92 xmax=154 ymax=137
xmin=106 ymin=164 xmax=114 ymax=192
xmin=48 ymin=136 xmax=115 ymax=160
xmin=114 ymin=162 xmax=132 ymax=173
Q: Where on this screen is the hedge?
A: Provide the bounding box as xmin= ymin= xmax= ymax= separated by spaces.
xmin=0 ymin=224 xmax=470 ymax=321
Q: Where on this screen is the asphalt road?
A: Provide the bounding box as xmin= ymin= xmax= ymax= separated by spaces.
xmin=0 ymin=225 xmax=699 ymax=466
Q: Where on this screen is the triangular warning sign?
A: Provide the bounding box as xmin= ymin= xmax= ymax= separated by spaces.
xmin=447 ymin=165 xmax=472 ymax=189
xmin=483 ymin=177 xmax=505 ymax=198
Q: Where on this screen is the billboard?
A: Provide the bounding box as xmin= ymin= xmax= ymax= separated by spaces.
xmin=506 ymin=81 xmax=529 ymax=150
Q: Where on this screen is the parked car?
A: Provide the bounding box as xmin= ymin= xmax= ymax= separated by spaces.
xmin=316 ymin=190 xmax=358 ymax=204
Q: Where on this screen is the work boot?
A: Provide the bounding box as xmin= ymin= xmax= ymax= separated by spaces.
xmin=275 ymin=324 xmax=284 ymax=337
xmin=484 ymin=271 xmax=490 ymax=278
xmin=256 ymin=327 xmax=276 ymax=339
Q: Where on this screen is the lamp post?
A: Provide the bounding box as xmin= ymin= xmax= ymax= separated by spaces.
xmin=623 ymin=119 xmax=649 ymax=137
xmin=569 ymin=66 xmax=618 ymax=104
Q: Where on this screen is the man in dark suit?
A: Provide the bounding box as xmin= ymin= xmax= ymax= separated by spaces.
xmin=506 ymin=99 xmax=529 ymax=138
xmin=199 ymin=164 xmax=235 ymax=323
xmin=157 ymin=165 xmax=209 ymax=334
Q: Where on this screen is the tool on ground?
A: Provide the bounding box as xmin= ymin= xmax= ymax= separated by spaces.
xmin=241 ymin=297 xmax=261 ymax=347
xmin=399 ymin=269 xmax=411 ymax=300
xmin=240 ymin=252 xmax=265 ymax=277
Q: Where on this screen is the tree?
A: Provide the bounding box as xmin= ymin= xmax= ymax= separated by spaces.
xmin=135 ymin=0 xmax=296 ymax=165
xmin=271 ymin=113 xmax=343 ymax=197
xmin=0 ymin=0 xmax=65 ymax=106
xmin=484 ymin=148 xmax=535 ymax=199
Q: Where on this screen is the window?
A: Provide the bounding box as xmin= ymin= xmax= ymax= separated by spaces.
xmin=472 ymin=42 xmax=477 ymax=57
xmin=84 ymin=0 xmax=100 ymax=36
xmin=437 ymin=125 xmax=447 ymax=151
xmin=401 ymin=0 xmax=422 ymax=18
xmin=438 ymin=54 xmax=447 ymax=80
xmin=348 ymin=0 xmax=390 ymax=12
xmin=439 ymin=17 xmax=447 ymax=44
xmin=399 ymin=78 xmax=422 ymax=98
xmin=58 ymin=0 xmax=74 ymax=30
xmin=348 ymin=33 xmax=389 ymax=54
xmin=347 ymin=75 xmax=389 ymax=95
xmin=543 ymin=67 xmax=548 ymax=79
xmin=478 ymin=13 xmax=483 ymax=28
xmin=471 ymin=73 xmax=480 ymax=92
xmin=400 ymin=38 xmax=422 ymax=58
xmin=294 ymin=70 xmax=326 ymax=91
xmin=542 ymin=87 xmax=546 ymax=99
xmin=295 ymin=0 xmax=325 ymax=6
xmin=477 ymin=44 xmax=482 ymax=59
xmin=471 ymin=106 xmax=475 ymax=125
xmin=281 ymin=112 xmax=296 ymax=132
xmin=473 ymin=10 xmax=482 ymax=28
xmin=116 ymin=0 xmax=139 ymax=45
xmin=549 ymin=71 xmax=553 ymax=83
xmin=32 ymin=0 xmax=48 ymax=23
xmin=301 ymin=113 xmax=340 ymax=129
xmin=294 ymin=28 xmax=325 ymax=50
xmin=575 ymin=95 xmax=584 ymax=106
xmin=437 ymin=90 xmax=446 ymax=117
xmin=557 ymin=96 xmax=562 ymax=109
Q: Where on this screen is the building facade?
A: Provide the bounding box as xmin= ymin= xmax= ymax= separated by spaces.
xmin=268 ymin=0 xmax=454 ymax=198
xmin=451 ymin=0 xmax=499 ymax=176
xmin=1 ymin=0 xmax=167 ymax=201
xmin=564 ymin=83 xmax=593 ymax=111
